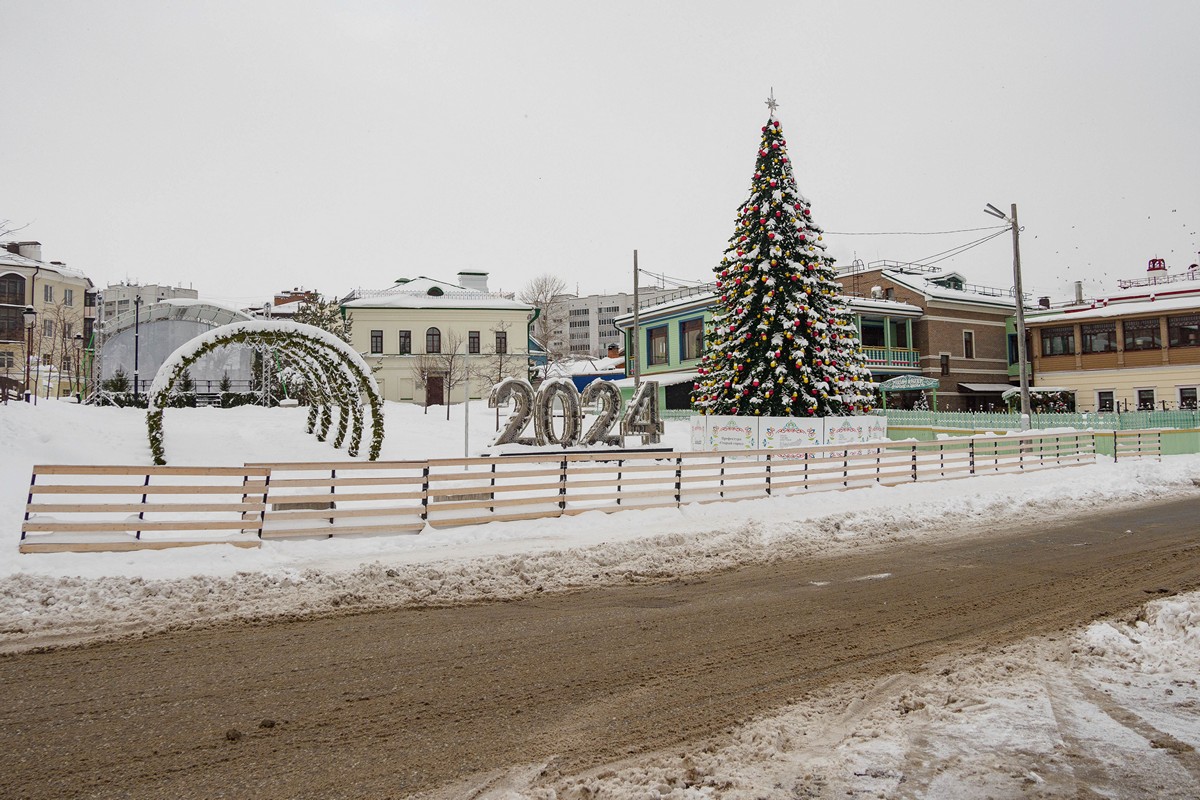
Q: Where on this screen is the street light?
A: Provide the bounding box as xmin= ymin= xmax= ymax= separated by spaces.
xmin=133 ymin=294 xmax=142 ymax=399
xmin=984 ymin=202 xmax=1031 ymax=429
xmin=73 ymin=333 xmax=84 ymax=401
xmin=22 ymin=305 xmax=36 ymax=403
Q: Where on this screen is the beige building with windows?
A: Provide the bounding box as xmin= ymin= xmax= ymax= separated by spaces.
xmin=1025 ymin=271 xmax=1200 ymax=411
xmin=1 ymin=242 xmax=95 ymax=399
xmin=342 ymin=273 xmax=535 ymax=405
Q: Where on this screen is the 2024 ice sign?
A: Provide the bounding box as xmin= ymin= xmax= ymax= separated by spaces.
xmin=488 ymin=378 xmax=663 ymax=447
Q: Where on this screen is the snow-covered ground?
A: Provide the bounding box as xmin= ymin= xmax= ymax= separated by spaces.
xmin=2 ymin=399 xmax=1199 ymax=798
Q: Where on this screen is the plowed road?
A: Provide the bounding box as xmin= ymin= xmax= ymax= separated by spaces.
xmin=2 ymin=496 xmax=1198 ymax=799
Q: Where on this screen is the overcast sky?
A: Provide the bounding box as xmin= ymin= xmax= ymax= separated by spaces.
xmin=3 ymin=1 xmax=1198 ymax=309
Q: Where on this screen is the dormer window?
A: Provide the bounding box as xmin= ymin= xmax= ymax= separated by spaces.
xmin=426 ymin=286 xmax=444 ymax=297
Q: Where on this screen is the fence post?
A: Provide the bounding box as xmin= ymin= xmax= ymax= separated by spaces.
xmin=559 ymin=457 xmax=568 ymax=512
xmin=137 ymin=473 xmax=150 ymax=540
xmin=676 ymin=455 xmax=684 ymax=506
xmin=764 ymin=453 xmax=772 ymax=497
xmin=969 ymin=438 xmax=975 ymax=476
xmin=616 ymin=459 xmax=623 ymax=506
xmin=22 ymin=469 xmax=37 ymax=543
xmin=1113 ymin=431 xmax=1119 ymax=463
xmin=911 ymin=444 xmax=918 ymax=482
xmin=256 ymin=468 xmax=270 ymax=538
xmin=421 ymin=465 xmax=430 ymax=521
xmin=329 ymin=468 xmax=336 ymax=525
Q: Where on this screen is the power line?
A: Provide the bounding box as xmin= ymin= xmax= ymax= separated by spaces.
xmin=914 ymin=228 xmax=1009 ymax=267
xmin=825 ymin=224 xmax=1008 ymax=236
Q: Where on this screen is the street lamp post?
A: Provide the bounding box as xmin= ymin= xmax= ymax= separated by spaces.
xmin=133 ymin=294 xmax=142 ymax=400
xmin=73 ymin=333 xmax=84 ymax=401
xmin=984 ymin=202 xmax=1031 ymax=429
xmin=22 ymin=305 xmax=36 ymax=403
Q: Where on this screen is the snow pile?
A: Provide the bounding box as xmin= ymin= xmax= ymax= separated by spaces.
xmin=1082 ymin=595 xmax=1200 ymax=674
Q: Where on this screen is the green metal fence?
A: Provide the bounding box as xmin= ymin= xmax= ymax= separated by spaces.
xmin=872 ymin=409 xmax=1200 ymax=432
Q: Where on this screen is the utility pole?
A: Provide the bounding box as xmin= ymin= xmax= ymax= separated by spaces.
xmin=632 ymin=250 xmax=641 ymax=388
xmin=985 ymin=202 xmax=1031 ymax=429
xmin=1009 ymin=204 xmax=1031 ymax=428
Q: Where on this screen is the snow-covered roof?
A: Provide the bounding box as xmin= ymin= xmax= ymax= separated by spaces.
xmin=1026 ymin=291 xmax=1200 ymax=325
xmin=881 ymin=269 xmax=1022 ymax=310
xmin=0 ymin=249 xmax=91 ymax=282
xmin=343 ymin=276 xmax=533 ymax=311
xmin=101 ymin=298 xmax=254 ymax=335
xmin=613 ymin=288 xmax=921 ymax=328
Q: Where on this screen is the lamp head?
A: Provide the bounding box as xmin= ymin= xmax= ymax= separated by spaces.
xmin=23 ymin=305 xmax=36 ymax=325
xmin=983 ymin=203 xmax=1008 ymax=220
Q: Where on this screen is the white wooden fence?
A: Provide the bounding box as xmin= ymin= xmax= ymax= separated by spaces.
xmin=20 ymin=430 xmax=1157 ymax=553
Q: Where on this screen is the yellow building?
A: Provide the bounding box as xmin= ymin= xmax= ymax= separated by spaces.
xmin=0 ymin=242 xmax=95 ymax=400
xmin=342 ymin=273 xmax=535 ymax=405
xmin=1026 ymin=271 xmax=1200 ymax=412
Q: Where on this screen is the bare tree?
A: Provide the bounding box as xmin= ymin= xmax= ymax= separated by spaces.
xmin=413 ymin=330 xmax=471 ymax=420
xmin=469 ymin=321 xmax=527 ymax=429
xmin=518 ymin=274 xmax=569 ymax=362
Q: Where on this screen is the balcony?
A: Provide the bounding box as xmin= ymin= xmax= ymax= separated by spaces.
xmin=863 ymin=347 xmax=919 ymax=369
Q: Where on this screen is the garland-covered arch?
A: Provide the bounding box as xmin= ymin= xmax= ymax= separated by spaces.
xmin=146 ymin=320 xmax=384 ymax=465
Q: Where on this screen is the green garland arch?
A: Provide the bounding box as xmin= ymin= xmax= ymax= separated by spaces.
xmin=146 ymin=321 xmax=384 ymax=465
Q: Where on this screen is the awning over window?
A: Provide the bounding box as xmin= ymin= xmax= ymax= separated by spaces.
xmin=958 ymin=383 xmax=1018 ymax=393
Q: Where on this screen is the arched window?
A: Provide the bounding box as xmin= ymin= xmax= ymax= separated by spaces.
xmin=426 ymin=327 xmax=441 ymax=353
xmin=0 ymin=272 xmax=26 ymax=306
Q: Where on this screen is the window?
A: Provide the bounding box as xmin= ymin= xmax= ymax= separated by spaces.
xmin=398 ymin=330 xmax=411 ymax=354
xmin=1168 ymin=315 xmax=1200 ymax=347
xmin=0 ymin=307 xmax=22 ymax=341
xmin=495 ymin=331 xmax=507 ymax=354
xmin=1180 ymin=387 xmax=1198 ymax=410
xmin=884 ymin=287 xmax=895 ymax=301
xmin=1097 ymin=390 xmax=1114 ymax=412
xmin=1137 ymin=389 xmax=1156 ymax=410
xmin=1007 ymin=333 xmax=1019 ymax=365
xmin=963 ymin=330 xmax=974 ymax=359
xmin=43 ymin=319 xmax=54 ymax=338
xmin=680 ymin=318 xmax=704 ymax=361
xmin=1081 ymin=322 xmax=1117 ymax=353
xmin=647 ymin=326 xmax=668 ymax=366
xmin=468 ymin=330 xmax=480 ymax=354
xmin=0 ymin=274 xmax=24 ymax=305
xmin=63 ymin=322 xmax=73 ymax=338
xmin=889 ymin=319 xmax=909 ymax=349
xmin=1123 ymin=318 xmax=1161 ymax=351
xmin=940 ymin=353 xmax=950 ymax=376
xmin=43 ymin=284 xmax=53 ymax=303
xmin=426 ymin=327 xmax=441 ymax=354
xmin=0 ymin=351 xmax=13 ymax=368
xmin=63 ymin=288 xmax=74 ymax=307
xmin=1040 ymin=326 xmax=1074 ymax=356
xmin=860 ymin=320 xmax=885 ymax=347
xmin=370 ymin=329 xmax=383 ymax=354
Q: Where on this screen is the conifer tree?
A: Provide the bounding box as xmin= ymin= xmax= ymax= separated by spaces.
xmin=692 ymin=97 xmax=875 ymax=417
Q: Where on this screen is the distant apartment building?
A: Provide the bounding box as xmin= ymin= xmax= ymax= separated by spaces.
xmin=563 ymin=287 xmax=682 ymax=357
xmin=99 ymin=282 xmax=198 ymax=324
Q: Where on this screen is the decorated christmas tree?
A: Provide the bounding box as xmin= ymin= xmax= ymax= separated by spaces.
xmin=691 ymin=96 xmax=875 ymax=417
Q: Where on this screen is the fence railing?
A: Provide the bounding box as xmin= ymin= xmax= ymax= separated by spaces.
xmin=879 ymin=409 xmax=1200 ymax=431
xmin=21 ymin=430 xmax=1155 ymax=553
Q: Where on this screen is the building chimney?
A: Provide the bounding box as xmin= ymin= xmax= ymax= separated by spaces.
xmin=457 ymin=271 xmax=489 ymax=292
xmin=7 ymin=241 xmax=43 ymax=261
xmin=1038 ymin=296 xmax=1050 ymax=308
xmin=1073 ymin=281 xmax=1084 ymax=304
xmin=607 ymin=343 xmax=620 ymax=358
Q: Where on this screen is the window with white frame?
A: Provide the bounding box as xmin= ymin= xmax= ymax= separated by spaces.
xmin=63 ymin=288 xmax=74 ymax=307
xmin=1180 ymin=387 xmax=1197 ymax=410
xmin=43 ymin=284 xmax=54 ymax=303
xmin=1136 ymin=388 xmax=1156 ymax=410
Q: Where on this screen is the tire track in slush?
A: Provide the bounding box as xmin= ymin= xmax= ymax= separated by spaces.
xmin=0 ymin=496 xmax=1198 ymax=799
